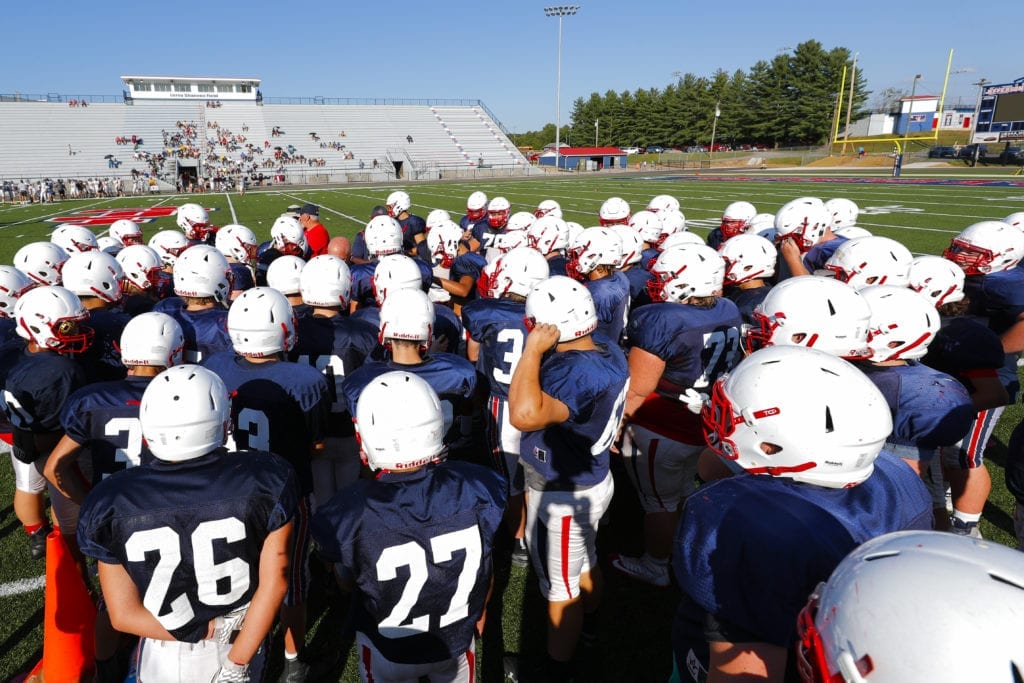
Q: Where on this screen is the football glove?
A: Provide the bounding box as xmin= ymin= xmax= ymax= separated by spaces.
xmin=209 ymin=604 xmax=248 ymax=644
xmin=679 ymin=388 xmax=709 ymax=415
xmin=211 ymin=660 xmax=249 ymax=683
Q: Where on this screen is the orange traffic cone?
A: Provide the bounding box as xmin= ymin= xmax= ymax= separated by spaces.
xmin=28 ymin=530 xmax=97 ymax=682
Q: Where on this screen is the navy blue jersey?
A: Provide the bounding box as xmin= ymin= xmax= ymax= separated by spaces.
xmin=547 ymin=254 xmax=569 ymax=278
xmin=724 ymin=284 xmax=772 ymax=325
xmin=0 ymin=318 xmax=25 ymax=386
xmin=622 ymin=265 xmax=652 ymax=302
xmin=77 ymin=449 xmax=297 ymax=643
xmin=520 ymin=341 xmax=629 ymax=489
xmin=288 ymin=314 xmax=380 ymax=437
xmin=802 ymin=236 xmax=847 ymax=273
xmin=415 ymin=239 xmax=432 ymax=264
xmin=202 ymin=353 xmax=330 ymax=495
xmin=350 ymin=260 xmax=433 ymax=309
xmin=398 ymin=214 xmax=427 ymax=253
xmin=351 ymin=231 xmax=368 ymax=262
xmin=153 ymin=299 xmax=232 ymax=364
xmin=449 ymin=252 xmax=487 ymax=296
xmin=61 ymin=376 xmax=155 ymax=483
xmin=587 ymin=272 xmax=631 ymax=344
xmin=625 ymin=299 xmax=743 ymax=442
xmin=311 ymin=461 xmax=505 ymax=664
xmin=228 ymin=262 xmax=255 ymax=295
xmin=923 ymin=316 xmax=1004 ymax=393
xmin=352 ymin=304 xmax=462 ymax=357
xmin=965 ymin=270 xmax=1024 ymax=396
xmin=4 ymin=349 xmax=86 ymax=432
xmin=78 ymin=307 xmax=131 ymax=384
xmin=462 ymin=298 xmax=529 ymax=399
xmin=641 ymin=247 xmax=660 ymax=271
xmin=672 ymin=451 xmax=931 ymax=679
xmin=341 ymin=354 xmax=477 ymax=446
xmin=461 ymin=216 xmax=489 ymax=250
xmin=705 ymin=228 xmax=724 ymax=250
xmin=121 ymin=293 xmax=157 ymax=317
xmin=858 ymin=361 xmax=975 ymax=457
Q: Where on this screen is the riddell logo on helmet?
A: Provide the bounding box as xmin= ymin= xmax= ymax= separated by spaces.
xmin=46 ymin=207 xmax=216 ymax=227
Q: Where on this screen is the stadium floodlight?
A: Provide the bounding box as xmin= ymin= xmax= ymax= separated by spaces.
xmin=544 ymin=5 xmax=580 ymax=173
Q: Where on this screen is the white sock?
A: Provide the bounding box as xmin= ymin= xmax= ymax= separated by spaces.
xmin=952 ymin=510 xmax=981 ymax=524
xmin=284 ymin=651 xmax=298 ymax=661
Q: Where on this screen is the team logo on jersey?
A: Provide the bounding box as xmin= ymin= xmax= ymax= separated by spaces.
xmin=45 ymin=207 xmax=216 ymax=227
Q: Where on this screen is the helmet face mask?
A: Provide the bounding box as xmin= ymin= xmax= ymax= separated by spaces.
xmin=176 ymin=203 xmax=213 ymax=241
xmin=15 ymin=286 xmax=95 ymax=354
xmin=721 ymin=201 xmax=758 ymax=240
xmin=942 ymin=220 xmax=1024 ymax=275
xmin=645 ymin=245 xmax=725 ymax=303
xmin=271 ymin=215 xmax=307 ymax=257
xmin=426 ymin=221 xmax=462 ymax=268
xmin=386 ymin=190 xmax=411 ymax=217
xmin=566 ymin=227 xmax=623 ymax=281
xmin=215 ymin=224 xmax=258 ymax=265
xmin=720 ymin=234 xmax=776 ymax=285
xmin=487 ymin=197 xmax=511 ymax=229
xmin=774 ymin=198 xmax=828 ymax=252
xmin=117 ymin=245 xmax=163 ymax=293
xmin=466 ymin=191 xmax=488 ymax=221
xmin=14 ymin=241 xmax=69 ymax=286
xmin=62 ymin=252 xmax=124 ymax=304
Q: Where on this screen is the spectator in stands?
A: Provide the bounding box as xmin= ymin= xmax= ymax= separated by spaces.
xmin=298 ymin=204 xmax=329 ymax=257
xmin=406 ymin=134 xmax=414 ymax=143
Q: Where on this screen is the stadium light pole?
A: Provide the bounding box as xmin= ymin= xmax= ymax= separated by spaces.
xmin=970 ymin=78 xmax=990 ymax=144
xmin=900 ymin=74 xmax=921 ymax=161
xmin=545 ymin=5 xmax=579 ymax=172
xmin=595 ymin=118 xmax=599 ymax=146
xmin=709 ymin=101 xmax=721 ymax=162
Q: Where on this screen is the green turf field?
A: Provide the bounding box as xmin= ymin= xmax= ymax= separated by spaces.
xmin=1 ymin=171 xmax=1022 ymax=681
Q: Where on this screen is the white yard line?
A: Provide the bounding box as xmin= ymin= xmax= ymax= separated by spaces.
xmin=0 ymin=575 xmax=45 ymax=597
xmin=224 ymin=192 xmax=238 ymax=224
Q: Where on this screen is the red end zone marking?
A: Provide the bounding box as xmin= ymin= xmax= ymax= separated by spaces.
xmin=45 ymin=206 xmax=215 ymax=226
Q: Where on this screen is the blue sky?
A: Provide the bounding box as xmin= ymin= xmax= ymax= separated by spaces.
xmin=2 ymin=1 xmax=1017 ymax=132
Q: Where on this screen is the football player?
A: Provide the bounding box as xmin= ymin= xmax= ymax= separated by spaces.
xmin=52 ymin=224 xmax=100 ymax=254
xmin=386 ymin=190 xmax=428 ymax=254
xmin=290 ymin=255 xmax=378 ymax=508
xmin=153 ymin=244 xmax=232 ymax=364
xmin=311 ymin=371 xmax=506 ymax=683
xmin=719 ymin=234 xmax=777 ymax=325
xmin=4 ymin=286 xmax=91 ymax=558
xmin=266 ymin=254 xmax=312 ymax=320
xmin=598 ymin=196 xmax=630 ymax=226
xmin=13 ymin=241 xmax=68 ymax=286
xmin=256 ymin=215 xmax=310 ymax=286
xmin=202 ymin=286 xmax=331 ymax=679
xmin=462 ymin=247 xmax=550 ymax=566
xmin=116 ymin=244 xmax=168 ymax=316
xmin=215 ymin=223 xmax=258 ymax=300
xmin=77 ymin=365 xmax=297 ymax=683
xmin=508 ymin=276 xmax=629 ymax=679
xmin=797 ymin=531 xmax=1024 ymax=682
xmin=427 ymin=219 xmax=487 ymax=314
xmin=824 ymin=236 xmax=913 ymax=289
xmin=147 ymin=229 xmax=191 ymax=274
xmin=61 ymin=251 xmax=131 ymax=383
xmin=342 ymin=289 xmax=477 ymax=456
xmin=176 ymin=202 xmax=218 ymax=245
xmin=527 ymin=215 xmax=571 ymax=277
xmin=705 ymin=200 xmax=756 ymax=249
xmin=461 ymin=190 xmax=489 ymax=249
xmin=773 ymin=197 xmax=829 ymax=281
xmin=674 ymin=346 xmax=932 ymax=682
xmin=349 ymin=215 xmax=432 ymax=312
xmin=480 ymin=196 xmax=511 ymax=263
xmin=567 ymin=227 xmax=630 ymax=344
xmin=609 ymin=223 xmax=646 ymax=301
xmin=108 ymin=218 xmax=144 ymax=248
xmin=613 ymin=244 xmax=742 ymax=588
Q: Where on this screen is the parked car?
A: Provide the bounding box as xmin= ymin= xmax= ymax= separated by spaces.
xmin=646 ymin=145 xmax=665 ymax=154
xmin=999 ymin=147 xmax=1024 ymax=165
xmin=620 ymin=146 xmax=640 ymax=155
xmin=927 ymin=146 xmax=957 ymax=159
xmin=957 ymin=144 xmax=988 ymax=161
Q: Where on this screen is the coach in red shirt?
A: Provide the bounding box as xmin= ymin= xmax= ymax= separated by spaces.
xmin=298 ymin=203 xmax=329 ymax=256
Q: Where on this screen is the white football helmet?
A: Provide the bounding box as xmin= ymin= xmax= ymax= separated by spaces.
xmin=109 ymin=219 xmax=144 ymax=246
xmin=598 ymin=196 xmax=631 ymax=226
xmin=175 ymin=203 xmax=213 ymax=241
xmin=14 ymin=285 xmax=93 ymax=353
xmin=61 ymin=251 xmax=124 ymax=304
xmin=861 ymin=285 xmax=940 ymax=361
xmin=657 ymin=209 xmax=687 ymax=244
xmin=721 ymin=201 xmax=757 ymax=240
xmin=96 ymin=236 xmax=123 ymax=256
xmin=747 ymin=213 xmax=776 ymax=236
xmin=356 ymin=371 xmax=445 ymax=472
xmin=657 ymin=230 xmax=705 ymax=253
xmin=364 ymin=215 xmax=404 ymax=258
xmin=385 ymin=190 xmax=412 ymax=217
xmin=466 ymin=191 xmax=488 ymax=221
xmin=372 ymin=254 xmax=424 ymax=305
xmin=825 ymin=236 xmax=913 ymax=290
xmin=567 ymin=227 xmax=623 ymax=281
xmin=507 ymin=211 xmax=536 ymax=233
xmin=173 ymin=245 xmax=231 ymax=304
xmin=498 ymin=230 xmax=528 ymax=254
xmin=300 ymin=254 xmax=352 ymax=308
xmin=266 ymin=255 xmax=305 ymax=296
xmin=630 ymin=210 xmax=664 ymax=244
xmin=487 ymin=196 xmax=511 ymax=228
xmin=148 ymin=230 xmax=191 ymax=267
xmin=703 ymin=345 xmax=892 ymax=487
xmin=646 ymin=194 xmax=680 ymax=214
xmin=427 ymin=220 xmax=464 ymax=268
xmin=378 ymin=288 xmax=434 ymax=349
xmin=215 ymin=224 xmax=258 ymax=265
xmin=525 ymin=275 xmax=598 ymax=342
xmin=489 ymin=247 xmax=549 ymax=299
xmin=908 ymin=255 xmax=965 ymax=308
xmin=565 ymin=221 xmax=585 ymax=247
xmin=0 ymin=266 xmax=36 ymax=319
xmin=797 ymin=531 xmax=1024 ymax=683
xmin=119 ymin=312 xmax=184 ymax=368
xmin=535 ymin=199 xmax=562 ymax=219
xmin=228 ymin=287 xmax=297 ymax=357
xmin=748 ymin=277 xmax=871 ymax=359
xmin=51 ymin=224 xmax=98 ymax=255
xmin=527 ymin=215 xmax=569 ymax=255
xmin=832 ymin=225 xmax=872 ymax=240
xmin=140 ymin=365 xmax=229 ymax=462
xmin=775 ymin=197 xmax=829 ymax=252
xmin=646 ymin=244 xmax=725 ymax=302
xmin=14 ymin=241 xmax=68 ymax=286
xmin=719 ymin=234 xmax=777 ymax=285
xmin=611 ymin=225 xmax=644 ymax=267
xmin=943 ymin=220 xmax=1024 ymax=275
xmin=1003 ymin=211 xmax=1024 ymax=230
xmin=116 ymin=245 xmax=163 ymax=293
xmin=824 ymin=197 xmax=859 ymax=230
xmin=270 ymin=215 xmax=307 ymax=257
xmin=425 ymin=209 xmax=452 ymax=232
